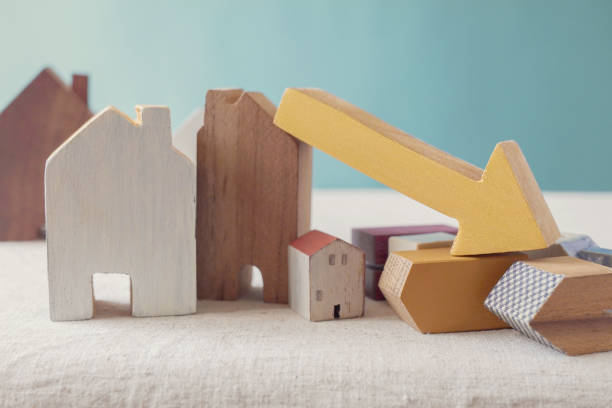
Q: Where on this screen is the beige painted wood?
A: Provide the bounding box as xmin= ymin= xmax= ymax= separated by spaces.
xmin=45 ymin=106 xmax=196 ymax=321
xmin=173 ymin=107 xmax=203 ymax=163
xmin=388 ymin=232 xmax=455 ymax=253
xmin=288 ymin=245 xmax=311 ymax=320
xmin=309 ymin=240 xmax=365 ymax=322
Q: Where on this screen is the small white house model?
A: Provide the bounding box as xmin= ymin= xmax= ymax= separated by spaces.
xmin=288 ymin=230 xmax=365 ymax=322
xmin=45 ymin=105 xmax=196 ymax=321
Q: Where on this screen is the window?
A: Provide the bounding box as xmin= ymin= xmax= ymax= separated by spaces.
xmin=316 ymin=290 xmax=323 ymax=301
xmin=329 ymin=254 xmax=335 ymax=265
xmin=341 ymin=254 xmax=347 ymax=265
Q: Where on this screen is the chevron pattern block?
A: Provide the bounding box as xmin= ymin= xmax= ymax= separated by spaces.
xmin=486 ymin=257 xmax=612 ymax=355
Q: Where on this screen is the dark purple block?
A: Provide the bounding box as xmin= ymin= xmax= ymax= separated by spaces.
xmin=351 ymin=224 xmax=458 ymax=267
xmin=365 ymin=266 xmax=385 ymax=300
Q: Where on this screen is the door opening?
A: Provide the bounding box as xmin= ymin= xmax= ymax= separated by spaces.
xmin=334 ymin=304 xmax=340 ymax=319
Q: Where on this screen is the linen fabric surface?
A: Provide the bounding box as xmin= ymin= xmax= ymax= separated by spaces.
xmin=1 ymin=241 xmax=611 ymax=407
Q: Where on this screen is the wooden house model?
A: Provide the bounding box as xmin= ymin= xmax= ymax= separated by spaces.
xmin=0 ymin=68 xmax=92 ymax=240
xmin=288 ymin=230 xmax=365 ymax=322
xmin=197 ymin=89 xmax=312 ymax=304
xmin=45 ymin=105 xmax=196 ymax=321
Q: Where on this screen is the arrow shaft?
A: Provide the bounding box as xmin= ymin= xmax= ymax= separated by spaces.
xmin=274 ymin=89 xmax=481 ymax=219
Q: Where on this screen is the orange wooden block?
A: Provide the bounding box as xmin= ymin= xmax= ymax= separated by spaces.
xmin=379 ymin=247 xmax=526 ymax=333
xmin=0 ymin=68 xmax=91 ymax=240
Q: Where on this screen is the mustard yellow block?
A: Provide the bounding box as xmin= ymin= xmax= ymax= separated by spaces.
xmin=273 ymin=88 xmax=560 ymax=255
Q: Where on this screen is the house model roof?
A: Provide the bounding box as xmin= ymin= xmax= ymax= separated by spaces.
xmin=290 ymin=230 xmax=338 ymax=256
xmin=0 ymin=67 xmax=92 ymax=240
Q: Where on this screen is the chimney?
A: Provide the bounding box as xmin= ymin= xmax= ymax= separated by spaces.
xmin=71 ymin=74 xmax=88 ymax=107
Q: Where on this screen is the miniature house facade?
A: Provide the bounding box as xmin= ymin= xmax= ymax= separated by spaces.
xmin=45 ymin=105 xmax=196 ymax=321
xmin=289 ymin=230 xmax=365 ymax=322
xmin=0 ymin=68 xmax=92 ymax=240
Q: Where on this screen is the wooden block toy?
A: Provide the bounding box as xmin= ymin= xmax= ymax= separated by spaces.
xmin=352 ymin=225 xmax=457 ymax=300
xmin=0 ymin=68 xmax=92 ymax=240
xmin=379 ymin=248 xmax=526 ymax=333
xmin=197 ymin=89 xmax=312 ymax=303
xmin=352 ymin=225 xmax=457 ymax=267
xmin=577 ymin=247 xmax=612 ymax=267
xmin=274 ymin=88 xmax=561 ymax=255
xmin=45 ymin=105 xmax=196 ymax=321
xmin=525 ymin=233 xmax=596 ymax=259
xmin=289 ymin=230 xmax=365 ymax=321
xmin=485 ymin=257 xmax=612 ymax=355
xmin=173 ymin=107 xmax=204 ymax=163
xmin=388 ymin=232 xmax=456 ymax=253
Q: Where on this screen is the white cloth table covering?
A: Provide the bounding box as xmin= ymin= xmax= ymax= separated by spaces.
xmin=1 ymin=190 xmax=612 ymax=407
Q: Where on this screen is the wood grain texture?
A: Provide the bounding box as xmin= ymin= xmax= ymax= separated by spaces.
xmin=351 ymin=224 xmax=458 ymax=267
xmin=197 ymin=89 xmax=312 ymax=303
xmin=486 ymin=257 xmax=612 ymax=355
xmin=45 ymin=105 xmax=196 ymax=321
xmin=289 ymin=231 xmax=365 ymax=322
xmin=379 ymin=248 xmax=526 ymax=333
xmin=275 ymin=88 xmax=560 ymax=255
xmin=0 ymin=68 xmax=92 ymax=240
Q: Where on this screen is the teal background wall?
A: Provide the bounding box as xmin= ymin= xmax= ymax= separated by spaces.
xmin=1 ymin=0 xmax=611 ymax=190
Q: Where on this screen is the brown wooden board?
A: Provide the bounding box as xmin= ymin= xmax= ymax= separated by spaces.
xmin=0 ymin=68 xmax=91 ymax=240
xmin=196 ymin=89 xmax=312 ymax=303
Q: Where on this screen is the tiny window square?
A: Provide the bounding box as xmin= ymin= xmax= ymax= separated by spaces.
xmin=316 ymin=290 xmax=323 ymax=301
xmin=329 ymin=254 xmax=335 ymax=265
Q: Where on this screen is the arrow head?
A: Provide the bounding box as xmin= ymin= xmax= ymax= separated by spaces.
xmin=451 ymin=141 xmax=560 ymax=255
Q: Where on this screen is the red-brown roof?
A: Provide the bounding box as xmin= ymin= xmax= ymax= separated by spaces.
xmin=290 ymin=230 xmax=338 ymax=256
xmin=0 ymin=68 xmax=92 ymax=240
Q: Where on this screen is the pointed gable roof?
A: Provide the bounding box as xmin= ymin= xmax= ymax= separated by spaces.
xmin=0 ymin=67 xmax=92 ymax=240
xmin=291 ymin=230 xmax=338 ymax=256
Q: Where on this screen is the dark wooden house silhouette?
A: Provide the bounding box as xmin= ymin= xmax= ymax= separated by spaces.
xmin=0 ymin=68 xmax=92 ymax=240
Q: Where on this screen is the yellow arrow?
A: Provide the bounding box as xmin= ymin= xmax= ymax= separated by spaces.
xmin=273 ymin=88 xmax=560 ymax=255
